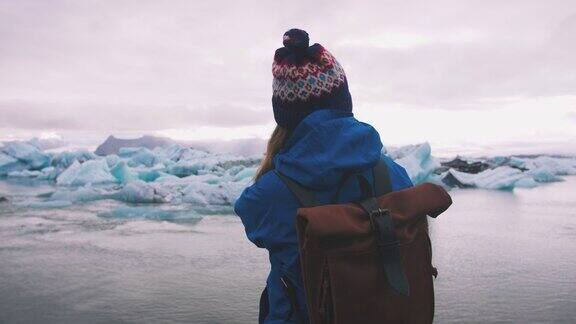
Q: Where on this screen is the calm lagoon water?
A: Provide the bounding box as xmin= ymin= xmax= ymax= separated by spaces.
xmin=1 ymin=177 xmax=575 ymax=323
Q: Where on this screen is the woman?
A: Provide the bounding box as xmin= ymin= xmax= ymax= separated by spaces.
xmin=234 ymin=29 xmax=413 ymax=324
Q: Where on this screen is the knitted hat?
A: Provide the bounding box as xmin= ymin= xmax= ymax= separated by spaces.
xmin=272 ymin=29 xmax=352 ymax=130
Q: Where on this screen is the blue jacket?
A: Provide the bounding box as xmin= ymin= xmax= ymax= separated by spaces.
xmin=234 ymin=109 xmax=413 ymax=323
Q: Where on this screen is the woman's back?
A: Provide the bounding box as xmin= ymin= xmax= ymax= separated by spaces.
xmin=235 ymin=109 xmax=413 ymax=323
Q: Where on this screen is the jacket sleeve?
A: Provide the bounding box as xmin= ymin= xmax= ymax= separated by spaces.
xmin=381 ymin=154 xmax=414 ymax=191
xmin=234 ymin=179 xmax=271 ymax=249
xmin=234 ymin=172 xmax=300 ymax=251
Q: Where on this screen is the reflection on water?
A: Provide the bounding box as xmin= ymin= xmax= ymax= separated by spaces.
xmin=1 ymin=178 xmax=575 ymax=323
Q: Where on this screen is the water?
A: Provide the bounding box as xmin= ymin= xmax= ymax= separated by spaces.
xmin=0 ymin=178 xmax=575 ymax=323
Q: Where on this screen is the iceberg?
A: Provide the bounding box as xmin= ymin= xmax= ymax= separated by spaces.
xmin=393 ymin=143 xmax=440 ymax=185
xmin=51 ymin=150 xmax=96 ymax=168
xmin=164 ymin=148 xmax=213 ymax=176
xmin=521 ymin=156 xmax=576 ymax=176
xmin=49 ymin=186 xmax=111 ymax=202
xmin=112 ymin=180 xmax=172 ymax=203
xmin=438 ymin=155 xmax=576 ymax=190
xmin=118 ymin=147 xmax=143 ymax=158
xmin=158 ymin=144 xmax=187 ymax=161
xmin=168 ymin=160 xmax=209 ymax=177
xmin=56 ymin=159 xmax=118 ymax=186
xmin=137 ymin=169 xmax=165 ymax=182
xmin=182 ymin=180 xmax=245 ymax=206
xmin=1 ymin=142 xmax=51 ymax=170
xmin=110 ymin=161 xmax=139 ymax=184
xmin=127 ymin=148 xmax=159 ymax=167
xmin=2 ymin=136 xmax=576 ymax=212
xmin=181 ymin=187 xmax=208 ymax=205
xmin=0 ymin=152 xmax=26 ymax=176
xmin=105 ymin=154 xmax=121 ymax=168
xmin=233 ymin=167 xmax=256 ymax=182
xmin=513 ymin=177 xmax=539 ymax=188
xmin=526 ymin=167 xmax=562 ymax=183
xmin=439 ymin=157 xmax=490 ymax=174
xmin=37 ymin=166 xmax=61 ymax=181
xmin=446 ymin=167 xmax=531 ymax=190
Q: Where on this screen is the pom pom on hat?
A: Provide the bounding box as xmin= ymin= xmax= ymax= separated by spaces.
xmin=283 ymin=29 xmax=309 ymax=51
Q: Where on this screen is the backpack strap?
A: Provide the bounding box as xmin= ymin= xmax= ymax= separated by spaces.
xmin=275 ymin=170 xmax=320 ymax=208
xmin=358 ymin=196 xmax=410 ymax=297
xmin=331 ymin=158 xmax=393 ymax=204
xmin=358 ymin=158 xmax=410 ymax=297
xmin=258 ymin=287 xmax=269 ymax=324
xmin=330 ymin=170 xmax=355 ymax=203
xmin=373 ymin=158 xmax=393 ymax=196
xmin=276 ymin=158 xmax=392 ymax=207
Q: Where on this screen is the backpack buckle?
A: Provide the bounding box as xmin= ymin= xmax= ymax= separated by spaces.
xmin=369 ymin=208 xmax=399 ymax=249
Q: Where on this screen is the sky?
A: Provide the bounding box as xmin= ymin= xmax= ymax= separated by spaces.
xmin=1 ymin=0 xmax=575 ymax=156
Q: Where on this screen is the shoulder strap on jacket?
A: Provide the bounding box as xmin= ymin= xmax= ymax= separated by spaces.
xmin=274 ymin=170 xmax=320 ymax=208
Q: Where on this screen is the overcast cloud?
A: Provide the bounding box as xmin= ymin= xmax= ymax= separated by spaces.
xmin=1 ymin=0 xmax=575 ymax=153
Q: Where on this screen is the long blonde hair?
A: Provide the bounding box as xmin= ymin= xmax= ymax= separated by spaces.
xmin=254 ymin=125 xmax=291 ymax=181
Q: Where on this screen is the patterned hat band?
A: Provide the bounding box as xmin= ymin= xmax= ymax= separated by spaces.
xmin=272 ymin=48 xmax=347 ymax=102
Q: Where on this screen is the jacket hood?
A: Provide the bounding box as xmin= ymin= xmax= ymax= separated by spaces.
xmin=273 ymin=109 xmax=383 ymax=190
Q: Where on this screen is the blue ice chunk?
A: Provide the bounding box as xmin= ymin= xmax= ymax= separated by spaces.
xmin=233 ymin=167 xmax=256 ymax=182
xmin=227 ymin=165 xmax=244 ymax=176
xmin=105 ymin=154 xmax=121 ymax=168
xmin=527 ymin=167 xmax=562 ymax=183
xmin=514 ymin=177 xmax=539 ymax=188
xmin=118 ymin=147 xmax=142 ymax=158
xmin=110 ymin=161 xmax=139 ymax=184
xmin=394 ymin=143 xmax=439 ymax=184
xmin=168 ymin=161 xmax=204 ymax=177
xmin=448 ymin=167 xmax=530 ymax=190
xmin=128 ymin=148 xmax=159 ymax=167
xmin=51 ymin=150 xmax=96 ymax=168
xmin=112 ymin=180 xmax=170 ymax=203
xmin=167 ymin=144 xmax=186 ymax=161
xmin=37 ymin=167 xmax=60 ymax=181
xmin=56 ymin=159 xmax=118 ymax=186
xmin=0 ymin=152 xmax=26 ymax=176
xmin=137 ymin=169 xmax=165 ymax=182
xmin=1 ymin=142 xmax=51 ymax=170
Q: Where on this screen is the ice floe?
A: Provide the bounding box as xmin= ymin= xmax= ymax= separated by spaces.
xmin=56 ymin=159 xmax=118 ymax=186
xmin=1 ymin=140 xmax=574 ymax=212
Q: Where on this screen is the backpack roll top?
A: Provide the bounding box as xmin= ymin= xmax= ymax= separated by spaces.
xmin=297 ymin=182 xmax=451 ymax=252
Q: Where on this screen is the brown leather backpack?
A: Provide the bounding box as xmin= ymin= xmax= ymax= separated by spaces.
xmin=276 ymin=160 xmax=453 ymax=324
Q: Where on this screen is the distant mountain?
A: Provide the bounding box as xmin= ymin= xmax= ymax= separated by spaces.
xmin=94 ymin=135 xmax=175 ymax=156
xmin=94 ymin=134 xmax=267 ymax=157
